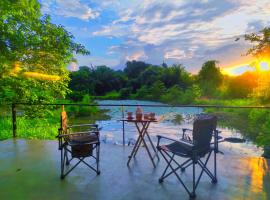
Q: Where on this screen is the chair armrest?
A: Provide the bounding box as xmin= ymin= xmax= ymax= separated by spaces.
xmin=58 ymin=131 xmax=99 ymax=138
xmin=68 ymin=124 xmax=98 ymax=128
xmin=157 ymin=135 xmax=179 ymax=143
xmin=182 ymin=128 xmax=193 ymax=141
xmin=157 ymin=135 xmax=194 ymax=148
xmin=182 ymin=128 xmax=193 ymax=132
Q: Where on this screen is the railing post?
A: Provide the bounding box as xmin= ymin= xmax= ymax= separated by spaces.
xmin=121 ymin=105 xmax=125 ymax=146
xmin=12 ymin=103 xmax=17 ymax=138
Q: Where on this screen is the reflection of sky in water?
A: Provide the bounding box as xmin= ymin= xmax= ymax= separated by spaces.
xmin=97 ymin=100 xmax=263 ymax=157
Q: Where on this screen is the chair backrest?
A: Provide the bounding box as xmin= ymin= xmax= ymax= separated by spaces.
xmin=192 ymin=115 xmax=217 ymax=155
xmin=60 ymin=105 xmax=68 ymax=134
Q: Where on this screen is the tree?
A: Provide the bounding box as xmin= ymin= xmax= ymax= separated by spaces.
xmin=226 ymin=72 xmax=258 ymax=98
xmin=148 ymin=81 xmax=166 ymax=100
xmin=0 ymin=0 xmax=89 ymax=106
xmin=245 ymin=27 xmax=270 ymax=57
xmin=124 ymin=61 xmax=149 ymax=79
xmin=68 ymin=66 xmax=94 ymax=101
xmin=93 ymin=66 xmax=126 ymax=95
xmin=245 ymin=27 xmax=270 ymax=102
xmin=138 ymin=66 xmax=162 ymax=86
xmin=161 ymin=64 xmax=192 ymax=89
xmin=198 ymin=60 xmax=223 ymax=97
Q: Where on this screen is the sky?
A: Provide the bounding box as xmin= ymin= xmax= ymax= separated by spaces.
xmin=39 ymin=0 xmax=270 ymax=74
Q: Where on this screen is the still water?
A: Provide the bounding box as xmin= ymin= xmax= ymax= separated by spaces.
xmin=96 ymin=100 xmax=263 ymax=157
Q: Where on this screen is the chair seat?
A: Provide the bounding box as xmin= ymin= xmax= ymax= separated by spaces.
xmin=160 ymin=141 xmax=193 ymax=157
xmin=68 ymin=133 xmax=98 ymax=146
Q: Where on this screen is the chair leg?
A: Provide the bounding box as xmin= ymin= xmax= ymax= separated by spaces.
xmin=159 ymin=150 xmax=193 ymax=197
xmin=65 ymin=148 xmax=70 ymax=165
xmin=159 ymin=154 xmax=175 ymax=183
xmin=158 ymin=149 xmax=218 ymax=199
xmin=213 ymin=149 xmax=217 ymax=183
xmin=60 ymin=148 xmax=66 ymax=179
xmin=96 ymin=143 xmax=101 ymax=175
xmin=190 ymin=159 xmax=196 ymax=199
xmin=158 ymin=150 xmax=192 ymax=180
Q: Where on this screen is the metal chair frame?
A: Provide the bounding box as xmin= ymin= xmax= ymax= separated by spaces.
xmin=57 ymin=123 xmax=100 ymax=179
xmin=157 ymin=122 xmax=220 ymax=199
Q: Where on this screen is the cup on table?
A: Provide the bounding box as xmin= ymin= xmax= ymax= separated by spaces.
xmin=136 ymin=113 xmax=143 ymax=120
xmin=127 ymin=112 xmax=133 ymax=119
xmin=149 ymin=112 xmax=155 ymax=120
xmin=144 ymin=113 xmax=149 ymax=120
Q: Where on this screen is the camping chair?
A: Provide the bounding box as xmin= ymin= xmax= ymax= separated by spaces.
xmin=157 ymin=115 xmax=219 ymax=199
xmin=57 ymin=106 xmax=100 ymax=179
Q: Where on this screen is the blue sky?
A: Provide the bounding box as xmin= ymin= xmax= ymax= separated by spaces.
xmin=39 ymin=0 xmax=270 ymax=73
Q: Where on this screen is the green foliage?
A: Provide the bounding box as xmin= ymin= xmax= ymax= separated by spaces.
xmin=245 ymin=27 xmax=270 ymax=57
xmin=68 ymin=61 xmax=197 ymax=104
xmin=93 ymin=66 xmax=126 ymax=95
xmin=160 ymin=64 xmax=192 ymax=89
xmin=68 ymin=66 xmax=95 ymax=101
xmin=248 ymin=109 xmax=270 ymax=147
xmin=96 ymin=91 xmax=121 ymax=100
xmin=198 ymin=60 xmax=223 ymax=97
xmin=119 ymin=88 xmax=132 ymax=99
xmin=69 ymin=66 xmax=127 ymax=98
xmin=148 ymin=81 xmax=166 ymax=100
xmin=161 ymin=85 xmax=201 ymax=105
xmin=138 ymin=66 xmax=162 ymax=86
xmin=67 ymin=95 xmax=98 ymax=117
xmin=0 ymin=0 xmax=89 ymax=108
xmin=134 ymin=86 xmax=152 ymax=100
xmin=124 ymin=60 xmax=149 ymax=79
xmin=225 ymin=72 xmax=258 ymax=98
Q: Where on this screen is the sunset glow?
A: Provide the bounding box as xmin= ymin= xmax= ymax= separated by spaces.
xmin=11 ymin=62 xmax=61 ymax=81
xmin=222 ymin=60 xmax=270 ymax=76
xmin=23 ymin=72 xmax=61 ymax=81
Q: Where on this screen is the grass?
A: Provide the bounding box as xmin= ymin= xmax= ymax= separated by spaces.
xmin=94 ymin=91 xmax=121 ymax=100
xmin=0 ymin=103 xmax=110 ymax=140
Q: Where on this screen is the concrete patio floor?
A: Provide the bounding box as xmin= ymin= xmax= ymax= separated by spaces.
xmin=0 ymin=139 xmax=270 ymax=200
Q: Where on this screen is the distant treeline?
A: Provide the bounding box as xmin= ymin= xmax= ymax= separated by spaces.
xmin=68 ymin=60 xmax=268 ymax=104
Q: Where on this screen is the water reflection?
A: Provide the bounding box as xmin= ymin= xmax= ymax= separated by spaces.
xmin=96 ymin=100 xmax=263 ymax=157
xmin=233 ymin=157 xmax=270 ymax=199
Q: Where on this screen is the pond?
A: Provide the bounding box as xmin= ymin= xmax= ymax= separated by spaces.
xmin=96 ymin=100 xmax=263 ymax=157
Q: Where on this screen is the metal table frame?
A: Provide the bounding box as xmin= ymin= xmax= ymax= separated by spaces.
xmin=120 ymin=118 xmax=159 ymax=167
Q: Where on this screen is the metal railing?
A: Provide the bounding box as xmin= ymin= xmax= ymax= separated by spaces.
xmin=5 ymin=102 xmax=270 ymax=146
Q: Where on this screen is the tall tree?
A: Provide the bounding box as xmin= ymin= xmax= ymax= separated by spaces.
xmin=245 ymin=27 xmax=270 ymax=57
xmin=198 ymin=60 xmax=223 ymax=97
xmin=0 ymin=0 xmax=89 ymax=105
xmin=124 ymin=61 xmax=149 ymax=79
xmin=245 ymin=27 xmax=270 ymax=102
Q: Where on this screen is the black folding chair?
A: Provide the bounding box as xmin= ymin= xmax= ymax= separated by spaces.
xmin=157 ymin=115 xmax=219 ymax=199
xmin=57 ymin=106 xmax=100 ymax=179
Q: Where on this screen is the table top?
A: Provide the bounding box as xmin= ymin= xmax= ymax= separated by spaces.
xmin=119 ymin=118 xmax=158 ymax=123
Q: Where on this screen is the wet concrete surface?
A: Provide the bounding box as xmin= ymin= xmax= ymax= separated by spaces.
xmin=0 ymin=139 xmax=269 ymax=200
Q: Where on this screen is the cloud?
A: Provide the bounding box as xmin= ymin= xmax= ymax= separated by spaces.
xmin=164 ymin=49 xmax=189 ymax=60
xmin=41 ymin=0 xmax=99 ymax=21
xmin=42 ymin=0 xmax=270 ymax=71
xmin=126 ymin=51 xmax=148 ymax=61
xmin=71 ymin=54 xmax=120 ymax=70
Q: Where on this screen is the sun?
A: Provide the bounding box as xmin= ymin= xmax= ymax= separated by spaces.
xmin=222 ymin=59 xmax=270 ymax=76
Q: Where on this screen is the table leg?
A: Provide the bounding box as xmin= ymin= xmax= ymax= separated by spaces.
xmin=127 ymin=121 xmax=158 ymax=168
xmin=139 ymin=127 xmax=157 ymax=168
xmin=133 ymin=122 xmax=150 ymax=158
xmin=145 ymin=130 xmax=159 ymax=160
xmin=127 ymin=135 xmax=142 ymax=166
xmin=127 ymin=122 xmax=147 ymax=166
